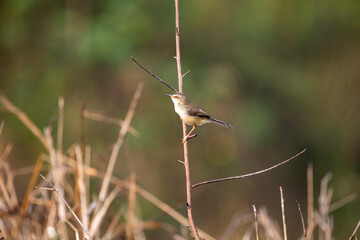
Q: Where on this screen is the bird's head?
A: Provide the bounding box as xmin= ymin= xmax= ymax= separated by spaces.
xmin=166 ymin=92 xmax=187 ymax=105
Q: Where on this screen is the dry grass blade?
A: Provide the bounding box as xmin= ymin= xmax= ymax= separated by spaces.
xmin=82 ymin=110 xmax=139 ymax=137
xmin=126 ymin=173 xmax=137 ymax=240
xmin=219 ymin=211 xmax=252 ymax=240
xmin=39 ymin=174 xmax=92 ymax=239
xmin=75 ymin=145 xmax=89 ymax=231
xmin=103 ymin=207 xmax=125 ymax=240
xmin=97 ymin=82 xmax=143 ymax=206
xmin=349 ymin=220 xmax=360 ymax=240
xmin=307 ymin=163 xmax=314 ymax=239
xmin=0 ymin=94 xmax=49 ymax=151
xmin=74 ymin=161 xmax=216 ymax=240
xmin=258 ymin=207 xmax=282 ymax=240
xmin=65 ymin=220 xmax=80 ymax=240
xmin=89 ymin=187 xmax=121 ymax=236
xmin=57 ymin=96 xmax=64 ymax=155
xmin=17 ymin=154 xmax=44 ymax=226
xmin=0 ymin=120 xmax=4 ymax=136
xmin=253 ymin=205 xmax=259 ymax=240
xmin=329 ymin=193 xmax=357 ymax=213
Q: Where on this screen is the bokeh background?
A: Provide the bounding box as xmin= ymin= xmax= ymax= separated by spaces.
xmin=0 ymin=0 xmax=359 ymax=239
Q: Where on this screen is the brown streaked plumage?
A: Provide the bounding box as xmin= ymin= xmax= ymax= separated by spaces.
xmin=167 ymin=92 xmax=232 ymax=143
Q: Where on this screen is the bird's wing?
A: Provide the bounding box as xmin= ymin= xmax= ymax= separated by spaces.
xmin=186 ymin=102 xmax=210 ymax=119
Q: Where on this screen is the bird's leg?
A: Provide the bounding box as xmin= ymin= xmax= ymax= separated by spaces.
xmin=182 ymin=124 xmax=197 ymax=144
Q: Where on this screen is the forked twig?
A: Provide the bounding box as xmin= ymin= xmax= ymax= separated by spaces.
xmin=192 ymin=148 xmax=306 ymax=188
xmin=130 ymin=56 xmax=178 ymax=93
xmin=39 ymin=174 xmax=92 ymax=240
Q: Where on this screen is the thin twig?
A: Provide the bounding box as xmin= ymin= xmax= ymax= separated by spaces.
xmin=349 ymin=220 xmax=360 ymax=240
xmin=193 ymin=148 xmax=306 ymax=188
xmin=253 ymin=205 xmax=259 ymax=240
xmin=39 ymin=174 xmax=92 ymax=239
xmin=182 ymin=70 xmax=191 ymax=78
xmin=280 ymin=187 xmax=288 ymax=240
xmin=130 ymin=56 xmax=178 ymax=93
xmin=174 ymin=0 xmax=201 ymax=239
xmin=295 ymin=200 xmax=307 ymax=239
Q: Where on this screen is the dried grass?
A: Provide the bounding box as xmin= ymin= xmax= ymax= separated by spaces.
xmin=0 ymin=90 xmax=357 ymax=240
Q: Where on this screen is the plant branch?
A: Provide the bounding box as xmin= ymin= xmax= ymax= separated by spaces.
xmin=174 ymin=0 xmax=201 ymax=239
xmin=131 ymin=56 xmax=178 ymax=93
xmin=192 ymin=148 xmax=306 ymax=188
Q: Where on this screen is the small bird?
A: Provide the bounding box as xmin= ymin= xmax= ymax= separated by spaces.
xmin=167 ymin=92 xmax=232 ymax=143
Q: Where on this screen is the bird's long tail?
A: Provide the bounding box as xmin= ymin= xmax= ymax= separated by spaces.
xmin=210 ymin=118 xmax=233 ymax=128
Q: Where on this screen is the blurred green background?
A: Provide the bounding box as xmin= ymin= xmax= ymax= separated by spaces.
xmin=0 ymin=0 xmax=359 ymax=238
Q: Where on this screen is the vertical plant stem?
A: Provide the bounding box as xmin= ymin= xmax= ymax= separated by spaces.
xmin=174 ymin=0 xmax=201 ymax=239
xmin=307 ymin=163 xmax=314 ymax=239
xmin=280 ymin=186 xmax=288 ymax=240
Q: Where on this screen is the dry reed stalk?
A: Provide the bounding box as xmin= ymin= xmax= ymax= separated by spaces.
xmin=219 ymin=211 xmax=253 ymax=240
xmin=307 ymin=163 xmax=314 ymax=239
xmin=74 ymin=161 xmax=215 ymax=240
xmin=280 ymin=186 xmax=288 ymax=240
xmin=75 ymin=144 xmax=89 ymax=233
xmin=329 ymin=193 xmax=357 ymax=213
xmin=349 ymin=220 xmax=360 ymax=240
xmin=39 ymin=174 xmax=92 ymax=239
xmin=316 ymin=173 xmax=334 ymax=240
xmin=82 ymin=110 xmax=139 ymax=137
xmin=17 ymin=154 xmax=44 ymax=226
xmin=126 ymin=173 xmax=137 ymax=240
xmin=84 ymin=145 xmax=91 ymax=207
xmin=0 ymin=120 xmax=4 ymax=136
xmin=65 ymin=219 xmax=80 ymax=240
xmin=257 ymin=207 xmax=282 ymax=240
xmin=44 ymin=126 xmax=68 ymax=239
xmin=103 ymin=207 xmax=125 ymax=239
xmin=253 ymin=205 xmax=259 ymax=240
xmin=89 ymin=187 xmax=121 ymax=236
xmin=97 ymin=82 xmax=143 ymax=209
xmin=0 ymin=94 xmax=49 ymax=151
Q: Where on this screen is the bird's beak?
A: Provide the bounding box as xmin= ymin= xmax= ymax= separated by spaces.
xmin=166 ymin=94 xmax=172 ymax=97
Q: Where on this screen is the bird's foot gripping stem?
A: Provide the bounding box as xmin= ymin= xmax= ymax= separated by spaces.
xmin=182 ymin=134 xmax=197 ymax=144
